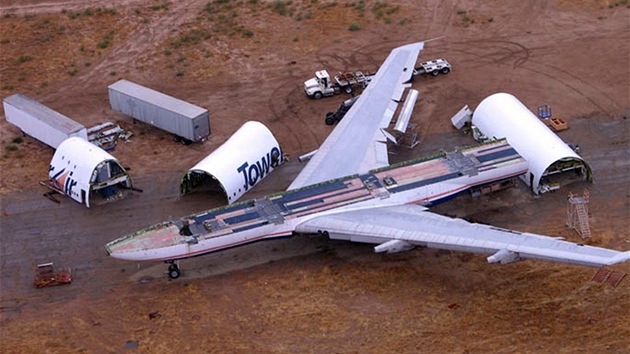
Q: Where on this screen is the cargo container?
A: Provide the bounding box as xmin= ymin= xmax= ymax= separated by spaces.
xmin=108 ymin=80 xmax=210 ymax=144
xmin=3 ymin=93 xmax=88 ymax=149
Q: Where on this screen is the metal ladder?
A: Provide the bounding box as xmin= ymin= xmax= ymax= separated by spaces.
xmin=575 ymin=202 xmax=591 ymax=238
xmin=567 ymin=189 xmax=591 ymax=238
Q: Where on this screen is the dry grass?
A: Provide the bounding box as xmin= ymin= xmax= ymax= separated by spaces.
xmin=0 ymin=8 xmax=136 ymax=93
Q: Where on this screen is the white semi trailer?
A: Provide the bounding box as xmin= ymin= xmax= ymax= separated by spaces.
xmin=3 ymin=93 xmax=88 ymax=149
xmin=108 ymin=80 xmax=210 ymax=144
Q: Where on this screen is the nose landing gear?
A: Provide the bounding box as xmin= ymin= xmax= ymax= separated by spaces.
xmin=165 ymin=260 xmax=181 ymax=279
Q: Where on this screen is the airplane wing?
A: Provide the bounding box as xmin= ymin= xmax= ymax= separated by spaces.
xmin=295 ymin=204 xmax=630 ymax=267
xmin=288 ymin=42 xmax=425 ymax=190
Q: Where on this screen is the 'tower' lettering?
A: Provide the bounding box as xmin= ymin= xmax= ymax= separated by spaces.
xmin=237 ymin=147 xmax=282 ymax=191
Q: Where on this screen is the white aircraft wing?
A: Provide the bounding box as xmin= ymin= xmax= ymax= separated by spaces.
xmin=295 ymin=204 xmax=630 ymax=267
xmin=288 ymin=42 xmax=425 ymax=190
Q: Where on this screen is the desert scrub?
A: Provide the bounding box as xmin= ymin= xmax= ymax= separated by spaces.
xmin=348 ymin=21 xmax=361 ymax=31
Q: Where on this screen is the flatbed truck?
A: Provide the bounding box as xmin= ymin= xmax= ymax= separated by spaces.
xmin=304 ymin=70 xmax=373 ymax=99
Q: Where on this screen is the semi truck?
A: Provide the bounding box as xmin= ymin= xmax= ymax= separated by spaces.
xmin=304 ymin=70 xmax=373 ymax=99
xmin=3 ymin=93 xmax=88 ymax=149
xmin=108 ymin=80 xmax=210 ymax=144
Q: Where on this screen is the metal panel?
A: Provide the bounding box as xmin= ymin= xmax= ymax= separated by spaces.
xmin=108 ymin=80 xmax=210 ymax=142
xmin=394 ymin=89 xmax=418 ymax=134
xmin=3 ymin=94 xmax=87 ymax=148
xmin=450 ymin=105 xmax=472 ymax=130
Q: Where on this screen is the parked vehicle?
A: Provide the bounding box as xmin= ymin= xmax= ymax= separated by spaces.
xmin=304 ymin=70 xmax=373 ymax=99
xmin=413 ymin=58 xmax=452 ymax=76
xmin=108 ymin=80 xmax=210 ymax=144
xmin=325 ymin=95 xmax=360 ymax=125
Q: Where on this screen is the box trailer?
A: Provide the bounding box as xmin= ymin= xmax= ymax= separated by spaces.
xmin=3 ymin=93 xmax=88 ymax=149
xmin=108 ymin=80 xmax=210 ymax=144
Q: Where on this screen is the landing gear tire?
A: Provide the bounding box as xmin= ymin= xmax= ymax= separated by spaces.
xmin=168 ymin=264 xmax=181 ymax=279
xmin=325 ymin=112 xmax=335 ymax=125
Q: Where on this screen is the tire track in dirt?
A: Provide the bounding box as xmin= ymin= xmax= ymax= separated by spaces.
xmin=448 ymin=39 xmax=531 ymax=69
xmin=313 ymin=44 xmax=383 ymax=75
xmin=421 ymin=0 xmax=460 ymax=40
xmin=519 ymin=63 xmax=614 ymax=116
xmin=522 ymin=32 xmax=628 ymax=116
xmin=448 ymin=38 xmax=623 ymax=116
xmin=266 ymin=76 xmax=317 ymax=154
xmin=0 ymin=0 xmax=148 ymax=15
xmin=481 ymin=1 xmax=554 ymax=35
xmin=72 ymin=1 xmax=211 ymax=89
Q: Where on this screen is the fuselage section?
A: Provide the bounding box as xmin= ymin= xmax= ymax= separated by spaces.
xmin=106 ymin=140 xmax=528 ymax=262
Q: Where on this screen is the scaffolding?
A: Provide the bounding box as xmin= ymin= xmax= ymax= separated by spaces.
xmin=567 ymin=189 xmax=591 ymax=238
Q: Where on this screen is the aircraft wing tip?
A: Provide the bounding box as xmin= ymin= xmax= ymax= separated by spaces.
xmin=611 ymin=251 xmax=630 ymax=264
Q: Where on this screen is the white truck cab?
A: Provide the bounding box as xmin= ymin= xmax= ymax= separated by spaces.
xmin=304 ymin=70 xmax=337 ymax=99
xmin=304 ymin=70 xmax=371 ymax=99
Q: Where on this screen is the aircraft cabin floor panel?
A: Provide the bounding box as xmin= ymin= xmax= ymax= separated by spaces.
xmin=106 ymin=140 xmax=527 ymax=256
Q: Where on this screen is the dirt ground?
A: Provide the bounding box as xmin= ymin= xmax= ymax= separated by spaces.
xmin=0 ymin=0 xmax=629 ymax=353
